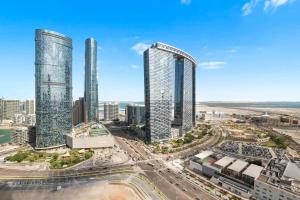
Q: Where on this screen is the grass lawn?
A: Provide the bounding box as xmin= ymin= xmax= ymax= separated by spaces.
xmin=4 ymin=149 xmax=94 ymax=169
xmin=262 ymin=140 xmax=277 ymax=147
xmin=0 ymin=129 xmax=13 ymax=144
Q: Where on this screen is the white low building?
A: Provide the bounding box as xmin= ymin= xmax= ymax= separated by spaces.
xmin=66 ymin=134 xmax=115 ymax=149
xmin=66 ymin=122 xmax=115 ymax=149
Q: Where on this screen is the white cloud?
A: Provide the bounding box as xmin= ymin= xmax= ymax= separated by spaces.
xmin=131 ymin=64 xmax=139 ymax=69
xmin=131 ymin=42 xmax=151 ymax=55
xmin=242 ymin=0 xmax=260 ymax=16
xmin=242 ymin=0 xmax=293 ymax=15
xmin=226 ymin=46 xmax=239 ymax=54
xmin=264 ymin=0 xmax=292 ymax=11
xmin=198 ymin=61 xmax=227 ymax=69
xmin=181 ymin=0 xmax=191 ymax=5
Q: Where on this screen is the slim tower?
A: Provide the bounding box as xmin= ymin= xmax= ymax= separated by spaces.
xmin=84 ymin=38 xmax=99 ymax=122
xmin=35 ymin=29 xmax=72 ymax=149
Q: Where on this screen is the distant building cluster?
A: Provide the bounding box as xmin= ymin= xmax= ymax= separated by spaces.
xmin=251 ymin=113 xmax=299 ymax=126
xmin=189 ymin=150 xmax=300 ymax=200
xmin=0 ymin=98 xmax=36 ymax=126
xmin=196 ymin=111 xmax=226 ymax=121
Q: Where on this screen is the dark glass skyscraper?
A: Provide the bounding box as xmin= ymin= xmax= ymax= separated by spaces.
xmin=84 ymin=38 xmax=99 ymax=122
xmin=35 ymin=29 xmax=72 ymax=149
xmin=144 ymin=42 xmax=196 ymax=142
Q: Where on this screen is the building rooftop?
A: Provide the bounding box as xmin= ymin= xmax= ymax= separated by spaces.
xmin=195 ymin=150 xmax=214 ymax=160
xmin=282 ymin=162 xmax=300 ymax=181
xmin=242 ymin=164 xmax=264 ymax=179
xmin=228 ymin=159 xmax=248 ymax=173
xmin=214 ymin=156 xmax=235 ymax=168
xmin=152 ymin=42 xmax=197 ymax=65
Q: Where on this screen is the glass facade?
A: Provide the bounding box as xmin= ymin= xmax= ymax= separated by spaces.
xmin=144 ymin=42 xmax=196 ymax=142
xmin=126 ymin=104 xmax=145 ymax=125
xmin=144 ymin=48 xmax=174 ymax=142
xmin=35 ymin=29 xmax=73 ymax=149
xmin=173 ymin=58 xmax=184 ymax=127
xmin=84 ymin=38 xmax=99 ymax=122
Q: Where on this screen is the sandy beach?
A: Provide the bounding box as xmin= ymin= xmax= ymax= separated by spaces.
xmin=197 ymin=104 xmax=300 ymax=117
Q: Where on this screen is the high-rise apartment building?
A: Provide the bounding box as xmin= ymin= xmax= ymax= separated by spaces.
xmin=1 ymin=99 xmax=20 ymax=120
xmin=72 ymin=97 xmax=86 ymax=125
xmin=104 ymin=102 xmax=119 ymax=121
xmin=0 ymin=98 xmax=4 ymax=122
xmin=84 ymin=38 xmax=99 ymax=122
xmin=35 ymin=29 xmax=72 ymax=149
xmin=25 ymin=99 xmax=35 ymax=114
xmin=126 ymin=104 xmax=145 ymax=125
xmin=144 ymin=42 xmax=196 ymax=142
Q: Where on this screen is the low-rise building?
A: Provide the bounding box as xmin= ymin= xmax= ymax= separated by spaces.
xmin=226 ymin=159 xmax=249 ymax=177
xmin=253 ymin=159 xmax=300 ymax=200
xmin=242 ymin=164 xmax=264 ymax=185
xmin=189 ymin=150 xmax=265 ymax=199
xmin=189 ymin=151 xmax=221 ymax=176
xmin=66 ymin=122 xmax=115 ymax=149
xmin=214 ymin=156 xmax=236 ymax=170
xmin=11 ymin=127 xmax=28 ymax=144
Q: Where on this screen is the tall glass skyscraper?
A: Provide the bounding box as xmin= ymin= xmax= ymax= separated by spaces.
xmin=84 ymin=38 xmax=98 ymax=122
xmin=35 ymin=29 xmax=72 ymax=149
xmin=144 ymin=42 xmax=196 ymax=142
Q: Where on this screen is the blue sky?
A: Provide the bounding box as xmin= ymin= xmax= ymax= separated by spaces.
xmin=0 ymin=0 xmax=299 ymax=101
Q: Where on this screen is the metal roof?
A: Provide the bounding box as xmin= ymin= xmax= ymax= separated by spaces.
xmin=283 ymin=162 xmax=300 ymax=181
xmin=228 ymin=159 xmax=248 ymax=173
xmin=195 ymin=150 xmax=214 ymax=160
xmin=242 ymin=164 xmax=264 ymax=179
xmin=214 ymin=156 xmax=236 ymax=168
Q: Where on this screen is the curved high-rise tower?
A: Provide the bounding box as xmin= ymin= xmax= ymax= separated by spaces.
xmin=144 ymin=42 xmax=196 ymax=142
xmin=35 ymin=29 xmax=72 ymax=149
xmin=84 ymin=38 xmax=98 ymax=122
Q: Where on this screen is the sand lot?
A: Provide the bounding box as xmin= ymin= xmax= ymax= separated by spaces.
xmin=1 ymin=182 xmax=142 ymax=200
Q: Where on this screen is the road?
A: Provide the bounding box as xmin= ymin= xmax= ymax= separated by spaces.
xmin=112 ymin=128 xmax=218 ymax=200
xmin=0 ymin=123 xmax=222 ymax=200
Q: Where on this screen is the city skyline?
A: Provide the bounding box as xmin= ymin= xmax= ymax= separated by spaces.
xmin=0 ymin=0 xmax=300 ymax=102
